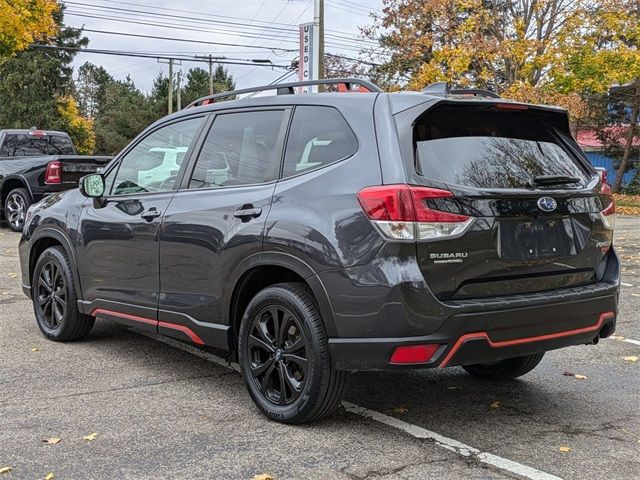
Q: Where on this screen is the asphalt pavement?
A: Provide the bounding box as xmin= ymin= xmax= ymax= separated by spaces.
xmin=1 ymin=216 xmax=638 ymax=480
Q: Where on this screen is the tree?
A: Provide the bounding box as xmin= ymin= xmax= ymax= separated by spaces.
xmin=0 ymin=0 xmax=59 ymax=60
xmin=94 ymin=77 xmax=156 ymax=155
xmin=75 ymin=62 xmax=114 ymax=118
xmin=0 ymin=5 xmax=93 ymax=150
xmin=56 ymin=96 xmax=95 ymax=154
xmin=367 ymin=1 xmax=586 ymax=89
xmin=181 ymin=67 xmax=211 ymax=107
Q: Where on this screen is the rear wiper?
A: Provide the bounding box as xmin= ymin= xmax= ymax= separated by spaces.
xmin=526 ymin=175 xmax=581 ymax=188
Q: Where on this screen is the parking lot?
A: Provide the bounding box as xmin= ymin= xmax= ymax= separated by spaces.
xmin=0 ymin=216 xmax=638 ymax=480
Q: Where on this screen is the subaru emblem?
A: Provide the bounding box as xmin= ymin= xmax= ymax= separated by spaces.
xmin=537 ymin=197 xmax=557 ymax=212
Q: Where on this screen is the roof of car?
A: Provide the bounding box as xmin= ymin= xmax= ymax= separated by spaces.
xmin=0 ymin=129 xmax=69 ymax=136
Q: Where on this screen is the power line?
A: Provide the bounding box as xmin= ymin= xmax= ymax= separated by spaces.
xmin=77 ymin=28 xmax=379 ymax=66
xmin=32 ymin=44 xmax=295 ymax=69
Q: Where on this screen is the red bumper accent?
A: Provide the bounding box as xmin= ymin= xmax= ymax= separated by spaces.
xmin=438 ymin=311 xmax=615 ymax=368
xmin=91 ymin=308 xmax=205 ymax=346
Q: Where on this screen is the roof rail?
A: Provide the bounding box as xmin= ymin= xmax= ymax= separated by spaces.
xmin=422 ymin=81 xmax=501 ymax=99
xmin=185 ymin=77 xmax=383 ymax=108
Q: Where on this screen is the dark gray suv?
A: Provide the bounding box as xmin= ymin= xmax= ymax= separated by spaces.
xmin=19 ymin=79 xmax=619 ymax=424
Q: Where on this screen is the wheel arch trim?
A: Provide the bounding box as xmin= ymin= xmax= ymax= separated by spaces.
xmin=29 ymin=226 xmax=83 ymax=300
xmin=225 ymin=251 xmax=338 ymax=339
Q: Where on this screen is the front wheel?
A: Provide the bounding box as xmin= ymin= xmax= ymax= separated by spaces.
xmin=4 ymin=188 xmax=31 ymax=232
xmin=32 ymin=246 xmax=95 ymax=341
xmin=238 ymin=283 xmax=347 ymax=424
xmin=462 ymin=352 xmax=545 ymax=380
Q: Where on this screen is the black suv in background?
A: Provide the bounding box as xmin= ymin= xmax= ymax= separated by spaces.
xmin=19 ymin=79 xmax=619 ymax=424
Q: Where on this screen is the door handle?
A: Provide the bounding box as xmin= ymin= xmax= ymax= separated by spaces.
xmin=233 ymin=206 xmax=262 ymax=221
xmin=141 ymin=208 xmax=161 ymax=222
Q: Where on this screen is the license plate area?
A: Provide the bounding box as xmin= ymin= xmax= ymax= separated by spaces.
xmin=499 ymin=217 xmax=576 ymax=260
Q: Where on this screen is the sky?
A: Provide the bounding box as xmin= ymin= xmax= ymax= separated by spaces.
xmin=61 ymin=0 xmax=385 ymax=93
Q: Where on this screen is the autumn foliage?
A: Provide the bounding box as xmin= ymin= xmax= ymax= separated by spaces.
xmin=0 ymin=0 xmax=59 ymax=60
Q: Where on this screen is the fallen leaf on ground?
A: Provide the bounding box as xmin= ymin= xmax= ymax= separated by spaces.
xmin=447 ymin=386 xmax=462 ymax=390
xmin=83 ymin=432 xmax=98 ymax=441
xmin=610 ymin=335 xmax=626 ymax=341
xmin=386 ymin=406 xmax=408 ymax=414
xmin=7 ymin=272 xmax=17 ymax=278
xmin=0 ymin=467 xmax=12 ymax=474
xmin=43 ymin=437 xmax=61 ymax=445
xmin=44 ymin=473 xmax=54 ymax=480
xmin=559 ymin=446 xmax=571 ymax=453
xmin=562 ymin=371 xmax=574 ymax=376
xmin=31 ymin=347 xmax=40 ymax=352
xmin=490 ymin=401 xmax=500 ymax=409
xmin=632 ymin=293 xmax=640 ymax=297
xmin=574 ymin=374 xmax=587 ymax=380
xmin=252 ymin=474 xmax=274 ymax=480
xmin=624 ymin=356 xmax=638 ymax=362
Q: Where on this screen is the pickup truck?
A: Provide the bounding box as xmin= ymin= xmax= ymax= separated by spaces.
xmin=0 ymin=129 xmax=112 ymax=231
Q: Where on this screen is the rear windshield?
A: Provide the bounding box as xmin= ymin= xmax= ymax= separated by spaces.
xmin=413 ymin=105 xmax=589 ymax=189
xmin=0 ymin=134 xmax=75 ymax=156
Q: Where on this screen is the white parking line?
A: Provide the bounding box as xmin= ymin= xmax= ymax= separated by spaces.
xmin=134 ymin=329 xmax=563 ymax=480
xmin=608 ymin=336 xmax=640 ymax=347
xmin=343 ymin=402 xmax=563 ymax=480
xmin=621 ymin=282 xmax=634 ymax=287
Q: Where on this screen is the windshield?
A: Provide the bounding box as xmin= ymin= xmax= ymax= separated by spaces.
xmin=413 ymin=106 xmax=589 ymax=189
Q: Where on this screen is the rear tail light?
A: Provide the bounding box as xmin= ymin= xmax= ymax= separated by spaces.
xmin=44 ymin=160 xmax=61 ymax=184
xmin=599 ymin=182 xmax=615 ymax=230
xmin=357 ymin=185 xmax=473 ymax=240
xmin=390 ymin=344 xmax=440 ymax=364
xmin=595 ymin=167 xmax=607 ymax=184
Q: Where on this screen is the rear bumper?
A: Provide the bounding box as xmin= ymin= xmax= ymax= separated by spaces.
xmin=329 ymin=289 xmax=618 ymax=371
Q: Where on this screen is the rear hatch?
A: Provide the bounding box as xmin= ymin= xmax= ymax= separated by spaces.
xmin=399 ymin=101 xmax=615 ymax=300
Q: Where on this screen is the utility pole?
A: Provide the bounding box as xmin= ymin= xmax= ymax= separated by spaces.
xmin=196 ymin=55 xmax=217 ymax=94
xmin=318 ymin=0 xmax=324 ymax=81
xmin=168 ymin=58 xmax=174 ymax=114
xmin=176 ymin=70 xmax=182 ymax=111
xmin=158 ymin=58 xmax=181 ymax=114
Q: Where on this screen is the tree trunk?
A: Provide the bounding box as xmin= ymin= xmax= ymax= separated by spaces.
xmin=613 ymin=78 xmax=640 ymax=192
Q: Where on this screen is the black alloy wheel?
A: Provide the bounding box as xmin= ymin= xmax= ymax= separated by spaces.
xmin=238 ymin=283 xmax=347 ymax=424
xmin=247 ymin=304 xmax=309 ymax=406
xmin=32 ymin=246 xmax=95 ymax=341
xmin=36 ymin=259 xmax=67 ymax=330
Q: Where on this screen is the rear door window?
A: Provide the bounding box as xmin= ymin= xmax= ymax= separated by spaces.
xmin=414 ymin=105 xmax=589 ymax=189
xmin=282 ymin=106 xmax=358 ymax=178
xmin=189 ymin=110 xmax=288 ymax=188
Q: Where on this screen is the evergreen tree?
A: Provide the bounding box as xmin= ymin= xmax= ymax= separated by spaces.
xmin=94 ymin=77 xmax=155 ymax=155
xmin=76 ymin=62 xmax=114 ymax=118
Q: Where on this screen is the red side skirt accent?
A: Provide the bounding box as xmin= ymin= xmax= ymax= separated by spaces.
xmin=91 ymin=308 xmax=205 ymax=346
xmin=438 ymin=311 xmax=615 ymax=368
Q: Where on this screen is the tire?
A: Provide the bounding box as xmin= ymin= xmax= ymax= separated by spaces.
xmin=238 ymin=282 xmax=347 ymax=424
xmin=462 ymin=352 xmax=545 ymax=380
xmin=32 ymin=246 xmax=94 ymax=341
xmin=4 ymin=187 xmax=31 ymax=232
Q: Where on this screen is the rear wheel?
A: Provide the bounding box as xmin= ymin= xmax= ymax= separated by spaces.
xmin=462 ymin=352 xmax=545 ymax=380
xmin=238 ymin=282 xmax=347 ymax=424
xmin=32 ymin=246 xmax=94 ymax=341
xmin=4 ymin=188 xmax=30 ymax=232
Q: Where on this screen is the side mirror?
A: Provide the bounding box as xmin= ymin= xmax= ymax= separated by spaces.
xmin=79 ymin=173 xmax=105 ymax=198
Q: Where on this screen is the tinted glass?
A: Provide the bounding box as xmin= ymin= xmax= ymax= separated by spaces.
xmin=189 ymin=110 xmax=286 ymax=188
xmin=414 ymin=106 xmax=589 ymax=189
xmin=0 ymin=134 xmax=74 ymax=156
xmin=111 ymin=117 xmax=203 ymax=196
xmin=282 ymin=106 xmax=357 ymax=178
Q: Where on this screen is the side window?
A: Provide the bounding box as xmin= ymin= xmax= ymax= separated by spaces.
xmin=111 ymin=117 xmax=203 ymax=196
xmin=189 ymin=110 xmax=286 ymax=189
xmin=282 ymin=106 xmax=358 ymax=178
